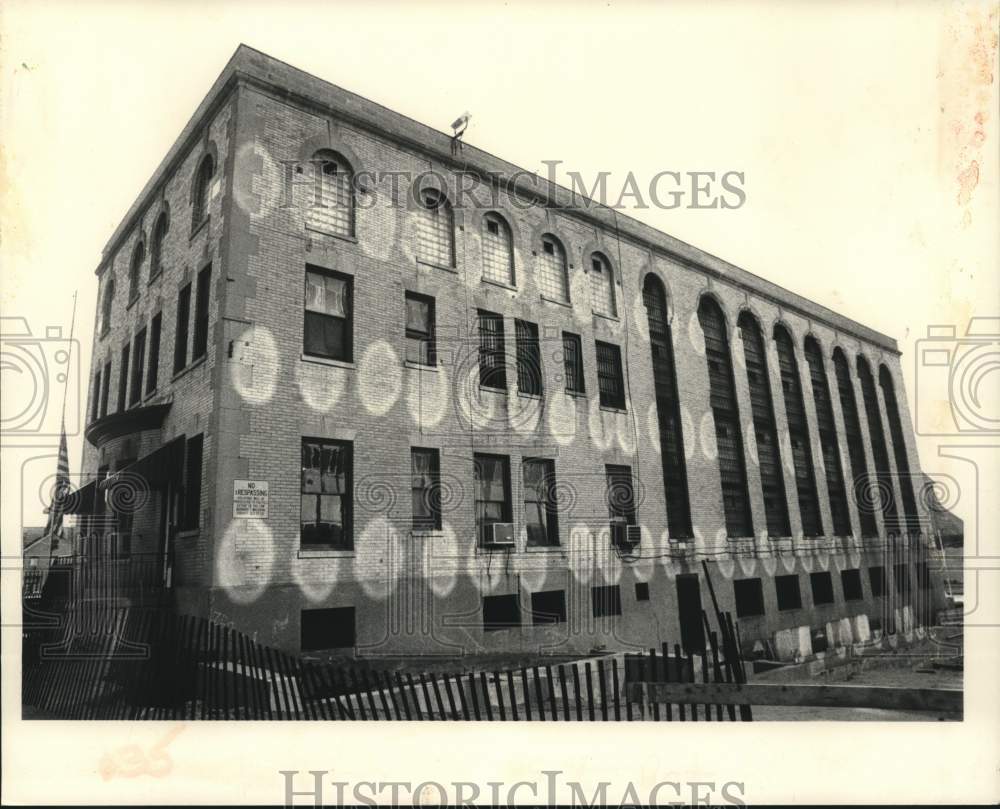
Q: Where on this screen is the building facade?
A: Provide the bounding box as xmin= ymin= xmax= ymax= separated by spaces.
xmin=77 ymin=46 xmax=946 ymax=659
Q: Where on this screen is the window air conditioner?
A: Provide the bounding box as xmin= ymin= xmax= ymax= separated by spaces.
xmin=485 ymin=522 xmax=515 ymax=548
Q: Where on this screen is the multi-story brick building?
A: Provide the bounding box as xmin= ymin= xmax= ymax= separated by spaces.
xmin=73 ymin=45 xmax=946 ymax=659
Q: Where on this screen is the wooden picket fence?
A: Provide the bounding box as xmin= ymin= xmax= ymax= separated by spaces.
xmin=23 ymin=601 xmax=752 ymax=721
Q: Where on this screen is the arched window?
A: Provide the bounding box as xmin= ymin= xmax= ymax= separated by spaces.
xmin=307 ymin=150 xmax=355 ymax=238
xmin=857 ymin=355 xmax=898 ymax=532
xmin=537 ymin=234 xmax=569 ymax=302
xmin=697 ymin=296 xmax=753 ymax=538
xmin=150 ymin=211 xmax=169 ymax=278
xmin=738 ymin=311 xmax=790 ymax=538
xmin=415 ymin=187 xmax=455 ymax=267
xmin=878 ymin=365 xmax=921 ymax=534
xmin=643 ymin=274 xmax=692 ymax=539
xmin=192 ymin=153 xmax=214 ymax=228
xmin=773 ymin=324 xmax=823 ymax=537
xmin=804 ymin=337 xmax=851 ymax=536
xmin=481 ymin=212 xmax=514 ymax=286
xmin=832 ymin=348 xmax=878 ymax=538
xmin=128 ymin=241 xmax=144 ymax=302
xmin=100 ymin=278 xmax=115 ymax=337
xmin=589 ymin=252 xmax=617 ymax=317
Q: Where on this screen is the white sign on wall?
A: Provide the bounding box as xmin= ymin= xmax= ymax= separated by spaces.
xmin=233 ymin=479 xmax=269 ymax=518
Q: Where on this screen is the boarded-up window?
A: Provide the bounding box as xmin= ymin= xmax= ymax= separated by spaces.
xmin=841 ymin=568 xmax=863 ymax=600
xmin=306 ymin=150 xmax=354 ymax=238
xmin=301 ymin=607 xmax=355 ymax=651
xmin=482 ymin=212 xmax=514 ymax=285
xmin=530 ymin=589 xmax=566 ymax=624
xmin=592 ymin=584 xmax=622 ymax=618
xmin=810 ymin=571 xmax=835 ymax=605
xmin=775 ymin=574 xmax=802 ymax=611
xmin=537 ymin=235 xmax=569 ymax=302
xmin=483 ymin=594 xmax=521 ymax=631
xmin=733 ymin=578 xmax=765 ymax=617
xmin=589 ymin=253 xmax=617 ymax=316
xmin=416 ymin=187 xmax=454 ymax=267
xmin=301 ymin=438 xmax=352 ymax=549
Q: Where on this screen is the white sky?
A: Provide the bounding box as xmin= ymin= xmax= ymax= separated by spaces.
xmin=1 ymin=1 xmax=997 ymax=531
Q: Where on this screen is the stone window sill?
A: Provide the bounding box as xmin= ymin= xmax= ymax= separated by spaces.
xmin=417 ymin=259 xmax=458 ymax=274
xmin=171 ymin=354 xmax=207 ymax=382
xmin=305 ymin=226 xmax=358 ymax=244
xmin=301 ymin=353 xmax=355 ymax=370
xmin=481 ymin=277 xmax=517 ymax=292
xmin=540 ymin=295 xmax=572 ymax=309
xmin=298 ymin=548 xmax=354 ymax=559
xmin=403 ymin=360 xmax=438 ymax=372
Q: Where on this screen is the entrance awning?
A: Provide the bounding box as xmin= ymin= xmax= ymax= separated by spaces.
xmin=60 ymin=479 xmax=100 ymax=515
xmin=99 ymin=435 xmax=186 ymax=491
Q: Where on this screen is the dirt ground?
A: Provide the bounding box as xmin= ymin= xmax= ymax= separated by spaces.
xmin=749 ymin=655 xmax=962 ymax=721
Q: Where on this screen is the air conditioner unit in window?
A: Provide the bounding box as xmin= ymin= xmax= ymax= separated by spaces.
xmin=484 ymin=522 xmax=515 ymax=548
xmin=610 ymin=519 xmax=640 ymax=548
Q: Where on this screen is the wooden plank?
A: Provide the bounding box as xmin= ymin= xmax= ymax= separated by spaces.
xmin=629 ymin=682 xmax=963 ymax=714
xmin=520 ymin=668 xmax=532 ymax=721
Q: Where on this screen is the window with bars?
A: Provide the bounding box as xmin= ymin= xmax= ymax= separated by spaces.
xmin=530 ymin=590 xmax=566 ymax=624
xmin=100 ymin=361 xmax=111 ymax=418
xmin=474 ymin=453 xmax=511 ymax=545
xmin=129 ymin=328 xmax=146 ymax=406
xmin=698 ymin=297 xmax=753 ymax=538
xmin=301 ymin=438 xmax=353 ymax=549
xmin=515 ymin=319 xmax=543 ymax=396
xmin=146 ymin=313 xmax=161 ymax=395
xmin=562 ymin=332 xmax=585 ymax=394
xmin=411 ymin=447 xmax=441 ymax=531
xmin=537 ymin=234 xmax=569 ymax=302
xmin=304 ymin=267 xmax=352 ymax=362
xmin=833 ymin=349 xmax=878 ymax=537
xmin=404 ymin=291 xmax=435 ymax=366
xmin=739 ymin=312 xmax=790 ymax=538
xmin=477 ymin=309 xmax=507 ymax=390
xmin=523 ymin=458 xmax=559 ymax=546
xmin=482 ymin=212 xmax=514 ymax=286
xmin=879 ymin=366 xmax=921 ymax=534
xmin=173 ymin=282 xmax=191 ymax=373
xmin=128 ymin=241 xmax=144 ymax=303
xmin=774 ymin=326 xmax=823 ymax=537
xmin=192 ymin=264 xmax=211 ymax=361
xmin=416 ymin=187 xmax=455 ymax=267
xmin=589 ymin=253 xmax=617 ymax=317
xmin=150 ymin=212 xmax=168 ymax=279
xmin=192 ymin=153 xmax=214 ymax=229
xmin=100 ymin=278 xmax=114 ymax=337
xmin=643 ymin=274 xmax=692 ymax=539
xmin=596 ymin=340 xmax=625 ymax=409
xmin=306 ymin=150 xmax=354 ymax=238
xmin=804 ymin=338 xmax=851 ymax=536
xmin=117 ymin=344 xmax=130 ymax=413
xmin=858 ymin=356 xmax=899 ymax=532
xmin=605 ymin=464 xmax=637 ymax=524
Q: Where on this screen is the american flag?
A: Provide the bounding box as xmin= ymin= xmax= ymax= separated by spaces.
xmin=43 ymin=422 xmax=71 ymax=548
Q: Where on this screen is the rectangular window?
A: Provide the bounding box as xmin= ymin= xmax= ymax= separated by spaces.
xmin=596 ymin=340 xmax=626 ymax=409
xmin=91 ymin=370 xmax=101 ymax=422
xmin=810 ymin=572 xmax=835 ymax=605
xmin=530 ymin=589 xmax=567 ymax=624
xmin=734 ymin=578 xmax=765 ymax=617
xmin=117 ymin=344 xmax=130 ymax=413
xmin=192 ymin=264 xmax=211 ymax=361
xmin=591 ymin=584 xmax=622 ymax=618
xmin=301 ymin=607 xmax=356 ymax=651
xmin=522 ymin=458 xmax=559 ymax=547
xmin=562 ymin=332 xmax=585 ymax=394
xmin=182 ymin=433 xmax=203 ymax=530
xmin=477 ymin=309 xmax=507 ymax=390
xmin=514 ymin=319 xmax=543 ymax=396
xmin=775 ymin=574 xmax=803 ymax=611
xmin=301 ymin=438 xmax=353 ymax=549
xmin=100 ymin=361 xmax=112 ymax=417
xmin=841 ymin=568 xmax=864 ymax=601
xmin=411 ymin=447 xmax=441 ymax=530
xmin=635 ymin=582 xmax=650 ymax=602
xmin=304 ymin=267 xmax=353 ymax=362
xmin=483 ymin=594 xmax=521 ymax=632
xmin=129 ymin=328 xmax=146 ymax=406
xmin=605 ymin=464 xmax=636 ymax=524
xmin=404 ymin=291 xmax=436 ymax=366
xmin=173 ymin=282 xmax=191 ymax=373
xmin=146 ymin=313 xmax=161 ymax=394
xmin=474 ymin=453 xmax=511 ymax=545
xmin=869 ymin=566 xmax=887 ymax=597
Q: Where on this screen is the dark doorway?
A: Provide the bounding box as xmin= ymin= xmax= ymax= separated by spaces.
xmin=675 ymin=574 xmax=705 ymax=653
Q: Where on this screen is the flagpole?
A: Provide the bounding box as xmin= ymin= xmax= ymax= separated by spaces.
xmin=61 ymin=291 xmax=78 ymax=426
